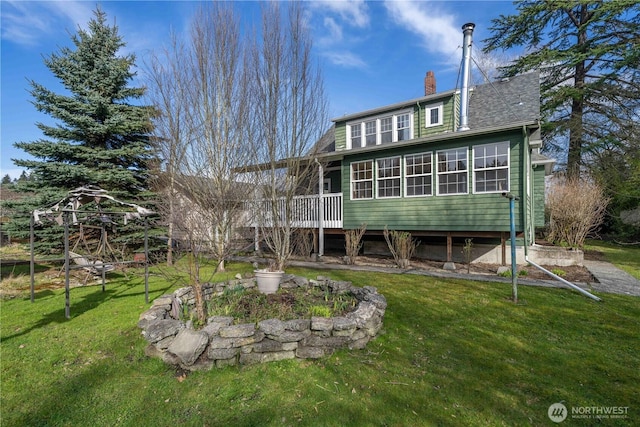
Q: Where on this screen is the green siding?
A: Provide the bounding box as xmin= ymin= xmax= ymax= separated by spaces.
xmin=335 ymin=122 xmax=346 ymax=151
xmin=533 ymin=166 xmax=546 ymax=227
xmin=342 ymin=130 xmax=525 ymax=233
xmin=333 ymin=94 xmax=458 ymax=149
xmin=417 ymin=95 xmax=457 ymax=137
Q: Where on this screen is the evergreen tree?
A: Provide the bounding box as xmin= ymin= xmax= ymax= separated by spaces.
xmin=483 ymin=1 xmax=640 ymax=179
xmin=1 ymin=175 xmax=11 ymax=186
xmin=5 ymin=7 xmax=155 ymax=253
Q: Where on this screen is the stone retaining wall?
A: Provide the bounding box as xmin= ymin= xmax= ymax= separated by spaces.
xmin=138 ymin=274 xmax=387 ymax=371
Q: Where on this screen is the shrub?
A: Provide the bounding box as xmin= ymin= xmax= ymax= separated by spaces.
xmin=344 ymin=223 xmax=367 ymax=264
xmin=546 ymin=176 xmax=609 ymax=248
xmin=383 ymin=226 xmax=419 ymax=268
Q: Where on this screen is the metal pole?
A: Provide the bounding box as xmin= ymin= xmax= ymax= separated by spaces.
xmin=64 ymin=211 xmax=71 ymax=319
xmin=509 ymin=197 xmax=518 ymax=303
xmin=101 ymin=224 xmax=106 ymax=292
xmin=30 ymin=215 xmax=35 ymax=303
xmin=144 ymin=218 xmax=149 ymax=304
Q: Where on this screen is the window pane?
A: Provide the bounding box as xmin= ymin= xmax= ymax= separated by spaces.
xmin=437 ymin=149 xmax=468 ymax=194
xmin=430 ymin=108 xmax=439 ymax=124
xmin=405 ymin=153 xmax=432 ymax=197
xmin=397 ymin=114 xmax=410 ymax=141
xmin=365 ymin=120 xmax=376 ymax=146
xmin=351 ymin=161 xmax=373 ymax=199
xmin=377 ymin=157 xmax=401 ymax=198
xmin=380 ymin=118 xmax=391 ymax=145
xmin=351 ymin=125 xmax=361 ymax=148
xmin=473 ymin=142 xmax=509 ymax=193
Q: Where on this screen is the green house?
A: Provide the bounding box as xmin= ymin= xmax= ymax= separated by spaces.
xmin=307 ymin=69 xmax=554 ymax=264
xmin=249 ymin=24 xmax=554 ymax=266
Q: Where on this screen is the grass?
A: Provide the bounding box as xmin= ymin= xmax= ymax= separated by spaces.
xmin=585 ymin=239 xmax=640 ymax=280
xmin=1 ymin=256 xmax=639 ymax=426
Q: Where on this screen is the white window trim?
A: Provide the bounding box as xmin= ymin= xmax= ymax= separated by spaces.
xmin=346 ymin=108 xmax=413 ymax=149
xmin=404 ymin=152 xmax=433 ymax=198
xmin=350 ymin=160 xmax=374 ymax=200
xmin=425 ymin=102 xmax=443 ymax=128
xmin=472 ymin=141 xmax=510 ymax=194
xmin=436 ymin=147 xmax=469 ymax=196
xmin=375 ymin=155 xmax=402 ymax=199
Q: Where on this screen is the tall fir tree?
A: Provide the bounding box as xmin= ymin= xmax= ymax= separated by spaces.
xmin=5 ymin=7 xmax=155 ymax=254
xmin=483 ymin=0 xmax=640 ymax=179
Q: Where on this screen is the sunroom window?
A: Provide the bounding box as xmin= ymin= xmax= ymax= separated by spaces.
xmin=376 ymin=156 xmax=401 ymax=198
xmin=405 ymin=152 xmax=432 ymax=197
xmin=351 ymin=160 xmax=373 ymax=199
xmin=474 ymin=142 xmax=509 ymax=193
xmin=437 ymin=148 xmax=468 ymax=195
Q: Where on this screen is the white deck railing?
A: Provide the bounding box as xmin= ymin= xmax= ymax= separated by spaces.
xmin=245 ymin=193 xmax=342 ymax=229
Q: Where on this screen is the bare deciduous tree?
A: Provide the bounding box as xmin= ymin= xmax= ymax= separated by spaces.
xmin=148 ymin=3 xmax=253 ymax=322
xmin=249 ymin=2 xmax=328 ymax=272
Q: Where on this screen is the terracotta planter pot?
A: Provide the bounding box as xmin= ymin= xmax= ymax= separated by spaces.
xmin=254 ymin=269 xmax=284 ymax=294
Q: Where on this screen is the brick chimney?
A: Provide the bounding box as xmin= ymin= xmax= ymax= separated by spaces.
xmin=424 ymin=71 xmax=436 ymax=96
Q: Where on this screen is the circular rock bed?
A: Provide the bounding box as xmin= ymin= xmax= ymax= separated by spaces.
xmin=138 ymin=274 xmax=387 ymax=371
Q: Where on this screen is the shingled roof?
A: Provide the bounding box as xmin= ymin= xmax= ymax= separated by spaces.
xmin=467 ymin=71 xmax=540 ymax=129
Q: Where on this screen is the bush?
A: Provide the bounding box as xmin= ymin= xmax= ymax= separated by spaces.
xmin=383 ymin=226 xmax=418 ymax=268
xmin=344 ymin=223 xmax=366 ymax=264
xmin=546 ymin=176 xmax=609 ymax=248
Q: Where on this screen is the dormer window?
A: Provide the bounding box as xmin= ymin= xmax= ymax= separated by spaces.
xmin=365 ymin=120 xmax=377 ymax=146
xmin=346 ymin=109 xmax=413 ymax=149
xmin=425 ymin=102 xmax=443 ymax=127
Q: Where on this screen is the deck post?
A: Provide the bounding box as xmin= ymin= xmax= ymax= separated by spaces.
xmin=443 ymin=233 xmax=456 ymax=270
xmin=316 ymin=160 xmax=324 ymax=257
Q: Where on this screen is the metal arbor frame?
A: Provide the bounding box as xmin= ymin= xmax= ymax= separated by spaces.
xmin=29 ymin=186 xmax=154 ymax=318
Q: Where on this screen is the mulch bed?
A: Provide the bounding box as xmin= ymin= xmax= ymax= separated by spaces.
xmin=313 ymin=253 xmax=597 ymax=284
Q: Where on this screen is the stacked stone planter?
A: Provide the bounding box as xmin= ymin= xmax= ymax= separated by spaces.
xmin=138 ymin=274 xmax=387 ymax=371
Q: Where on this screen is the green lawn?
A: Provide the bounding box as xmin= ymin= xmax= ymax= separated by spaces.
xmin=1 ymin=261 xmax=639 ymax=426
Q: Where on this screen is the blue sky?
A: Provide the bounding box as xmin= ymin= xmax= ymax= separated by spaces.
xmin=1 ymin=0 xmax=519 ymax=180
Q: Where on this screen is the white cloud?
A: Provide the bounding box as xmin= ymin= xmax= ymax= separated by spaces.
xmin=1 ymin=1 xmax=94 ymax=46
xmin=321 ymin=51 xmax=367 ymax=69
xmin=325 ymin=17 xmax=343 ymax=41
xmin=312 ymin=0 xmax=369 ymax=28
xmin=383 ymin=1 xmax=461 ymax=62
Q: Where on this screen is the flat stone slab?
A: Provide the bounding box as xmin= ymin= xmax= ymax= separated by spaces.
xmin=583 ymin=260 xmax=640 ymax=296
